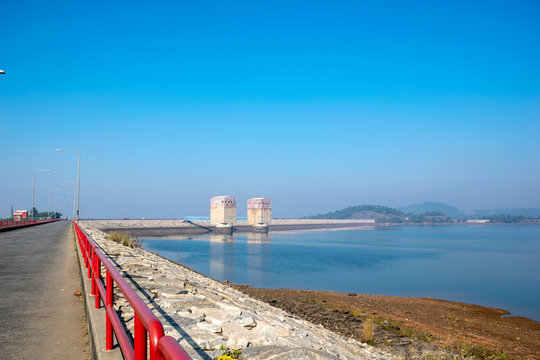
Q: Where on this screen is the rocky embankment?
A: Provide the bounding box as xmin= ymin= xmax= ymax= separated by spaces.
xmin=84 ymin=219 xmax=376 ymax=236
xmin=80 ymin=223 xmax=393 ymax=360
xmin=86 ymin=219 xmax=375 ymax=228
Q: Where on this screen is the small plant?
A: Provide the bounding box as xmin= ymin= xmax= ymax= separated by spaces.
xmin=107 ymin=232 xmax=143 ymax=248
xmin=217 ymin=344 xmax=242 ymax=360
xmin=363 ymin=317 xmax=374 ymax=344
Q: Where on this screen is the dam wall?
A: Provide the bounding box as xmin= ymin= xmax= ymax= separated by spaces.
xmin=83 ymin=219 xmax=376 ymax=236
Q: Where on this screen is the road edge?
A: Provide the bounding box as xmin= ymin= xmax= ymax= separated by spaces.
xmin=73 ymin=224 xmax=122 ymax=360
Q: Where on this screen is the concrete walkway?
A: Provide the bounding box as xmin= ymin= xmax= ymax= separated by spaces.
xmin=0 ymin=221 xmax=90 ymax=359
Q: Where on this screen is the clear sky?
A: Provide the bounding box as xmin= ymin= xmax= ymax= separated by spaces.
xmin=1 ymin=0 xmax=539 ymax=219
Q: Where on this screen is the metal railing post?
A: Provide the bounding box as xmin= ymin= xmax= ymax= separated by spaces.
xmin=134 ymin=314 xmax=147 ymax=360
xmin=106 ymin=271 xmax=114 ymax=350
xmin=91 ymin=249 xmax=96 ymax=295
xmin=149 ymin=320 xmax=166 ymax=360
xmin=95 ymin=258 xmax=101 ymax=309
xmin=87 ymin=245 xmax=92 ymax=279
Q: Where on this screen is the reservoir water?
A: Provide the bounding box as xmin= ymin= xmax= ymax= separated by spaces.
xmin=142 ymin=225 xmax=540 ymax=322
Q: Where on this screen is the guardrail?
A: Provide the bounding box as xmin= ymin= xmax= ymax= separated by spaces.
xmin=0 ymin=219 xmax=61 ymax=230
xmin=73 ymin=222 xmax=192 ymax=360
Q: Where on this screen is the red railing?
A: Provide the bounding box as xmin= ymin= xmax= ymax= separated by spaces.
xmin=73 ymin=222 xmax=192 ymax=360
xmin=0 ymin=219 xmax=61 ymax=230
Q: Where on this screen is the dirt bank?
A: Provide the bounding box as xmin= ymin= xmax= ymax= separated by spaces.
xmin=230 ymin=286 xmax=540 ymax=360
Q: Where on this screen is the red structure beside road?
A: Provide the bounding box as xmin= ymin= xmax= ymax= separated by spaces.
xmin=73 ymin=222 xmax=192 ymax=360
xmin=0 ymin=219 xmax=61 ymax=232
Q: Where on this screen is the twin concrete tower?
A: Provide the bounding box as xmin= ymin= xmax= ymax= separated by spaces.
xmin=210 ymin=196 xmax=271 ymax=226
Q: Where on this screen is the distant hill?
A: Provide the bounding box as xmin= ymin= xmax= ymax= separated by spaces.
xmin=304 ymin=203 xmax=540 ymax=223
xmin=306 ymin=205 xmax=405 ymax=220
xmin=304 ymin=205 xmax=451 ymax=224
xmin=398 ymin=202 xmax=466 ymax=219
xmin=467 ymin=208 xmax=540 ymax=218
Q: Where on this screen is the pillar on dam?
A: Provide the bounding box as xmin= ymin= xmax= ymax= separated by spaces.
xmin=247 ymin=197 xmax=271 ymax=225
xmin=210 ymin=196 xmax=237 ymax=225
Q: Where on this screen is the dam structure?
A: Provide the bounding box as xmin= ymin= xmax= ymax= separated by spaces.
xmin=210 ymin=196 xmax=237 ymax=225
xmin=247 ymin=197 xmax=272 ymax=225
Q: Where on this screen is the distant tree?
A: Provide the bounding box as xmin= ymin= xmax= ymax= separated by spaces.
xmin=33 ymin=208 xmax=63 ymax=219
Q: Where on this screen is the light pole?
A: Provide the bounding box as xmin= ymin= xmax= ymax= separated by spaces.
xmin=56 ymin=148 xmax=80 ymax=221
xmin=54 ymin=188 xmax=60 ymax=218
xmin=32 ymin=169 xmax=51 ymax=219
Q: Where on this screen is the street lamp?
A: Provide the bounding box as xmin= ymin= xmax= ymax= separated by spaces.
xmin=56 ymin=148 xmax=80 ymax=221
xmin=32 ymin=169 xmax=51 ymax=219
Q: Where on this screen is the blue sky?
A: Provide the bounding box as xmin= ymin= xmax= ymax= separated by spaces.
xmin=1 ymin=0 xmax=539 ymax=218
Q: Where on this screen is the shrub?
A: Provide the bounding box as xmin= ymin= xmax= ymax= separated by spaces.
xmin=107 ymin=232 xmax=143 ymax=248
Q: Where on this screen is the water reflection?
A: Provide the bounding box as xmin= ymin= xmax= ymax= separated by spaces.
xmin=247 ymin=232 xmax=271 ymax=243
xmin=246 ymin=233 xmax=271 ymax=285
xmin=209 ymin=234 xmax=236 ymax=281
xmin=207 ymin=233 xmax=272 ymax=285
xmin=209 ymin=234 xmax=235 ymax=243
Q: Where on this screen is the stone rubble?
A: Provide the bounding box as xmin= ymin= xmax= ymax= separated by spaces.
xmin=81 ymin=223 xmax=396 ymax=360
xmin=86 ymin=218 xmax=375 ymax=230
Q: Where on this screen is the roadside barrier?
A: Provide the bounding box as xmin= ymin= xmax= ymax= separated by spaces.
xmin=0 ymin=219 xmax=61 ymax=230
xmin=73 ymin=222 xmax=192 ymax=360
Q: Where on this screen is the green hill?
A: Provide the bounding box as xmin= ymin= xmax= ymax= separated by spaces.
xmin=398 ymin=202 xmax=465 ymax=218
xmin=306 ymin=205 xmax=405 ymax=220
xmin=305 ymin=204 xmax=452 ymax=224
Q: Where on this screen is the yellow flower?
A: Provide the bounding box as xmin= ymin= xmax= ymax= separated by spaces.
xmin=217 ymin=355 xmax=234 ymax=360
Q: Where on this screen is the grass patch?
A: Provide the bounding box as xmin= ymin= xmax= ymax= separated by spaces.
xmin=449 ymin=343 xmax=519 ymax=360
xmin=314 ymin=300 xmax=435 ymax=344
xmin=107 ymin=232 xmax=143 ymax=248
xmin=373 ymin=317 xmax=435 ymax=343
xmin=363 ymin=317 xmax=374 ymax=344
xmin=310 ymin=301 xmax=518 ymax=360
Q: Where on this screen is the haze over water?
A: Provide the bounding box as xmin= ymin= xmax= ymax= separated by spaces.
xmin=143 ymin=225 xmax=540 ymax=322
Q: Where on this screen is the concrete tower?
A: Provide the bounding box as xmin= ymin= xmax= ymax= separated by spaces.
xmin=247 ymin=198 xmax=272 ymax=225
xmin=210 ymin=196 xmax=237 ymax=225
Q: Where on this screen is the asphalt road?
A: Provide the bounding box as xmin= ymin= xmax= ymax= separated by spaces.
xmin=0 ymin=221 xmax=90 ymax=359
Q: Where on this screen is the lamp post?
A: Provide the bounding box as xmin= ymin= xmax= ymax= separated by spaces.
xmin=56 ymin=148 xmax=80 ymax=221
xmin=54 ymin=188 xmax=61 ymax=219
xmin=32 ymin=169 xmax=51 ymax=219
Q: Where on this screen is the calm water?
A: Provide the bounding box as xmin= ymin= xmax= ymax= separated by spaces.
xmin=142 ymin=225 xmax=540 ymax=321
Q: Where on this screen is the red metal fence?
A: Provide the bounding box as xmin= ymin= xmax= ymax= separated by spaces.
xmin=0 ymin=219 xmax=61 ymax=230
xmin=73 ymin=222 xmax=192 ymax=360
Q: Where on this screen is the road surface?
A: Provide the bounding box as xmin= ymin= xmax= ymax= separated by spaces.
xmin=0 ymin=221 xmax=90 ymax=359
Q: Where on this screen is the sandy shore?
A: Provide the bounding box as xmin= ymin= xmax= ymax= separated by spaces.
xmin=231 ymin=286 xmax=540 ymax=360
